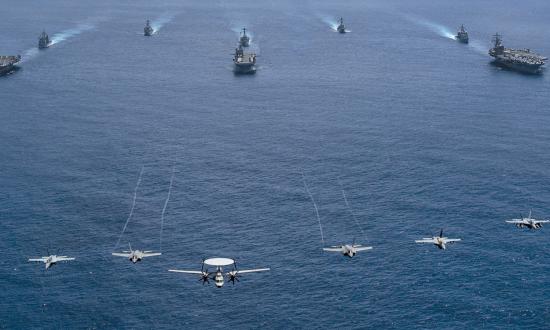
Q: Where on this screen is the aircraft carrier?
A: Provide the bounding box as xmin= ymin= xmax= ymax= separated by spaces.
xmin=233 ymin=45 xmax=256 ymax=73
xmin=489 ymin=33 xmax=547 ymax=74
xmin=0 ymin=55 xmax=21 ymax=76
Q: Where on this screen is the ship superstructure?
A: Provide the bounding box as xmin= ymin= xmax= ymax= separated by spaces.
xmin=489 ymin=33 xmax=547 ymax=74
xmin=456 ymin=24 xmax=468 ymax=43
xmin=38 ymin=30 xmax=51 ymax=49
xmin=233 ymin=45 xmax=256 ymax=73
xmin=144 ymin=20 xmax=154 ymax=36
xmin=239 ymin=28 xmax=250 ymax=47
xmin=337 ymin=17 xmax=346 ymax=33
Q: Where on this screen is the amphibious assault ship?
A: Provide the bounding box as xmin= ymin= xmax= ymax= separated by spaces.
xmin=144 ymin=20 xmax=154 ymax=36
xmin=489 ymin=33 xmax=547 ymax=74
xmin=456 ymin=25 xmax=468 ymax=43
xmin=239 ymin=28 xmax=250 ymax=47
xmin=0 ymin=55 xmax=21 ymax=76
xmin=233 ymin=45 xmax=256 ymax=73
xmin=38 ymin=30 xmax=52 ymax=49
xmin=337 ymin=18 xmax=346 ymax=33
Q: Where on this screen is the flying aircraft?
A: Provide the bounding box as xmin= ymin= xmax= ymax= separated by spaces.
xmin=506 ymin=210 xmax=549 ymax=230
xmin=28 ymin=255 xmax=75 ymax=269
xmin=112 ymin=244 xmax=161 ymax=263
xmin=415 ymin=229 xmax=461 ymax=250
xmin=323 ymin=243 xmax=373 ymax=258
xmin=168 ymin=258 xmax=269 ymax=288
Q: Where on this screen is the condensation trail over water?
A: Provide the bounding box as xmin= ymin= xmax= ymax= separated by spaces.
xmin=159 ymin=167 xmax=175 ymax=252
xmin=114 ymin=166 xmax=144 ymax=250
xmin=337 ymin=178 xmax=367 ymax=240
xmin=302 ymin=173 xmax=325 ymax=245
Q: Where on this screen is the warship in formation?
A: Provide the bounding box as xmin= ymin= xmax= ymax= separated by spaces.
xmin=0 ymin=55 xmax=21 ymax=76
xmin=337 ymin=17 xmax=346 ymax=33
xmin=455 ymin=25 xmax=468 ymax=43
xmin=144 ymin=20 xmax=154 ymax=36
xmin=489 ymin=33 xmax=547 ymax=74
xmin=239 ymin=28 xmax=250 ymax=47
xmin=38 ymin=30 xmax=52 ymax=49
xmin=233 ymin=45 xmax=256 ymax=73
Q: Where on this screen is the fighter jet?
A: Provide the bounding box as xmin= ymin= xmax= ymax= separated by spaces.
xmin=112 ymin=244 xmax=161 ymax=263
xmin=323 ymin=243 xmax=373 ymax=258
xmin=415 ymin=229 xmax=461 ymax=250
xmin=506 ymin=210 xmax=549 ymax=230
xmin=169 ymin=258 xmax=269 ymax=288
xmin=28 ymin=255 xmax=75 ymax=269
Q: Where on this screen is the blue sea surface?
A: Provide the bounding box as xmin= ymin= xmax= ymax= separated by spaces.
xmin=1 ymin=0 xmax=549 ymax=328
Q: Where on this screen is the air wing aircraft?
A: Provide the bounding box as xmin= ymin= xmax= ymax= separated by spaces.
xmin=112 ymin=244 xmax=161 ymax=263
xmin=506 ymin=210 xmax=549 ymax=230
xmin=28 ymin=255 xmax=75 ymax=269
xmin=323 ymin=244 xmax=373 ymax=258
xmin=169 ymin=258 xmax=269 ymax=288
xmin=415 ymin=229 xmax=461 ymax=250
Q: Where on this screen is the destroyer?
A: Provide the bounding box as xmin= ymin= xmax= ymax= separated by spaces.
xmin=38 ymin=30 xmax=52 ymax=49
xmin=0 ymin=55 xmax=21 ymax=76
xmin=233 ymin=45 xmax=256 ymax=73
xmin=144 ymin=20 xmax=154 ymax=36
xmin=455 ymin=24 xmax=468 ymax=43
xmin=489 ymin=33 xmax=547 ymax=74
xmin=239 ymin=28 xmax=250 ymax=47
xmin=336 ymin=17 xmax=346 ymax=33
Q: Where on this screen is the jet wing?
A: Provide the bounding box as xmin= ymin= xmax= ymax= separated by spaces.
xmin=415 ymin=239 xmax=435 ymax=243
xmin=505 ymin=220 xmax=524 ymax=223
xmin=112 ymin=253 xmax=132 ymax=257
xmin=28 ymin=258 xmax=47 ymax=262
xmin=535 ymin=220 xmax=550 ymax=223
xmin=323 ymin=247 xmax=343 ymax=252
xmin=355 ymin=246 xmax=373 ymax=252
xmin=234 ymin=268 xmax=270 ymax=274
xmin=56 ymin=257 xmax=75 ymax=261
xmin=445 ymin=239 xmax=461 ymax=243
xmin=142 ymin=252 xmax=162 ymax=258
xmin=168 ymin=269 xmax=203 ymax=274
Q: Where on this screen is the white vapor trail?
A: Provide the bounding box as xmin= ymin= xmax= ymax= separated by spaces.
xmin=159 ymin=167 xmax=175 ymax=252
xmin=302 ymin=173 xmax=325 ymax=245
xmin=337 ymin=178 xmax=367 ymax=240
xmin=114 ymin=166 xmax=144 ymax=250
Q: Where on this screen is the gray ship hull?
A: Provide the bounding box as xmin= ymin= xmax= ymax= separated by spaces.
xmin=492 ymin=59 xmax=543 ymax=74
xmin=0 ymin=56 xmax=21 ymax=76
xmin=0 ymin=65 xmax=17 ymax=76
xmin=234 ymin=62 xmax=256 ymax=74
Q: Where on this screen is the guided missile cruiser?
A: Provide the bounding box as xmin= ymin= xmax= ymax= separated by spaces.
xmin=144 ymin=20 xmax=154 ymax=36
xmin=38 ymin=30 xmax=52 ymax=49
xmin=337 ymin=17 xmax=346 ymax=33
xmin=0 ymin=55 xmax=21 ymax=76
xmin=489 ymin=33 xmax=547 ymax=74
xmin=239 ymin=28 xmax=250 ymax=47
xmin=233 ymin=45 xmax=256 ymax=74
xmin=456 ymin=24 xmax=469 ymax=43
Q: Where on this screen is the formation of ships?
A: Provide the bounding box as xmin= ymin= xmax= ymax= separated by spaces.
xmin=1 ymin=20 xmax=548 ymax=76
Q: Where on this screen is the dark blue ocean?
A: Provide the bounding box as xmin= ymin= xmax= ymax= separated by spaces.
xmin=1 ymin=0 xmax=549 ymax=328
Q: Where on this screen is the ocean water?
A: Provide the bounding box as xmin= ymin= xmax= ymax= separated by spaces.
xmin=1 ymin=0 xmax=549 ymax=328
